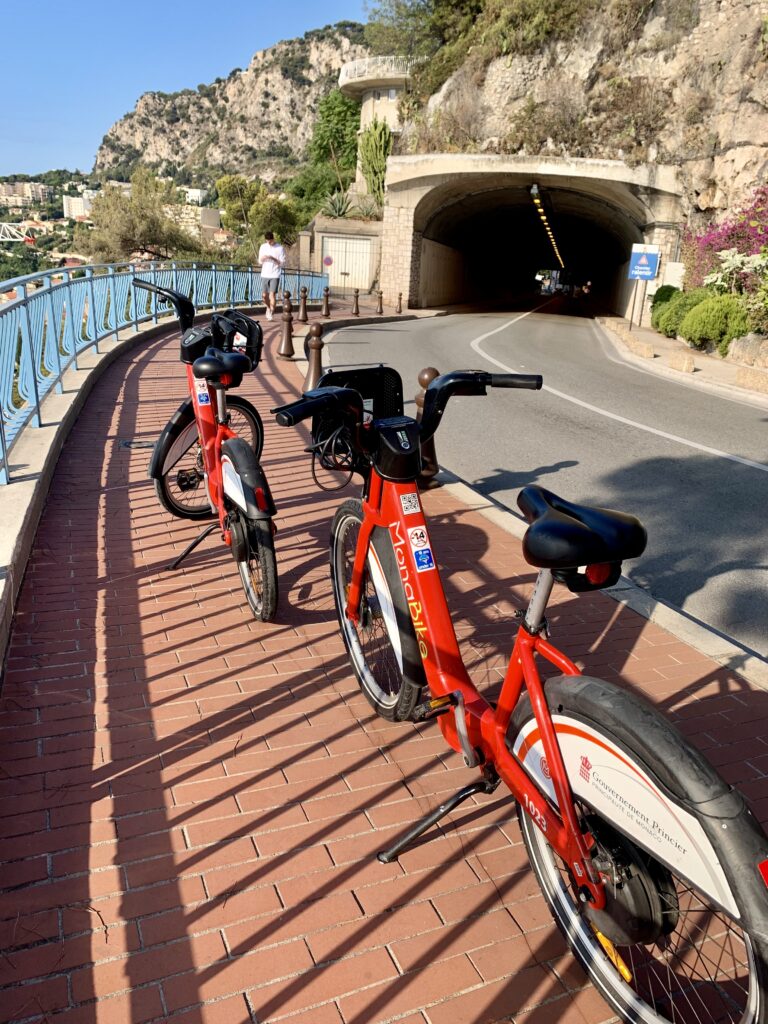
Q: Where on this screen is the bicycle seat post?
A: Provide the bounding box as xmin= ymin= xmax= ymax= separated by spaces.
xmin=524 ymin=569 xmax=554 ymax=634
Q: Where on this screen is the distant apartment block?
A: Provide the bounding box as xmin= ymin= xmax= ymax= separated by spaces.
xmin=180 ymin=187 xmax=207 ymax=206
xmin=0 ymin=181 xmax=53 ymax=208
xmin=165 ymin=204 xmax=221 ymax=243
xmin=63 ymin=190 xmax=99 ymax=219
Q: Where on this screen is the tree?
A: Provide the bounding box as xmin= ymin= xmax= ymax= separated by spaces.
xmin=308 ymin=90 xmax=360 ymax=183
xmin=0 ymin=246 xmax=41 ymax=284
xmin=284 ymin=163 xmax=343 ymax=226
xmin=215 ymin=175 xmax=266 ymax=234
xmin=364 ymin=0 xmax=480 ymax=56
xmin=247 ymin=192 xmax=300 ymax=246
xmin=75 ymin=167 xmax=201 ymax=262
xmin=359 ymin=118 xmax=393 ymax=205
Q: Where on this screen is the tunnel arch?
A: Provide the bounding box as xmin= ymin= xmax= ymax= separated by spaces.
xmin=379 ymin=155 xmax=684 ymax=315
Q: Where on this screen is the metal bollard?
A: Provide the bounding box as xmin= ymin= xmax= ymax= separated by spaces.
xmin=322 ymin=287 xmax=331 ymax=318
xmin=416 ymin=366 xmax=442 ymax=490
xmin=297 ymin=285 xmax=308 ymax=323
xmin=396 ymin=292 xmax=403 ymax=314
xmin=352 ymin=289 xmax=360 ymax=316
xmin=277 ymin=291 xmax=295 ymax=360
xmin=303 ymin=322 xmax=325 ymax=391
xmin=376 ymin=290 xmax=383 ymax=315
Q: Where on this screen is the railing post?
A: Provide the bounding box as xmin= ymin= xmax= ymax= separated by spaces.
xmin=86 ymin=267 xmax=99 ymax=354
xmin=150 ymin=262 xmax=159 ymax=324
xmin=212 ymin=263 xmax=218 ymax=311
xmin=64 ymin=271 xmax=81 ymax=369
xmin=322 ymin=287 xmax=331 ymax=318
xmin=303 ymin=323 xmax=324 ymax=391
xmin=230 ymin=264 xmax=235 ymax=308
xmin=277 ymin=291 xmax=295 ymax=360
xmin=107 ymin=267 xmax=120 ymax=339
xmin=129 ymin=265 xmax=140 ymax=333
xmin=0 ymin=402 xmax=9 ymax=484
xmin=416 ymin=367 xmax=441 ymax=490
xmin=20 ymin=282 xmax=42 ymax=427
xmin=45 ymin=280 xmax=64 ymax=394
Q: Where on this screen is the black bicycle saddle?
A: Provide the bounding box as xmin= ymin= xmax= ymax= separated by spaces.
xmin=517 ymin=485 xmax=647 ymax=570
xmin=192 ymin=346 xmax=252 ymax=386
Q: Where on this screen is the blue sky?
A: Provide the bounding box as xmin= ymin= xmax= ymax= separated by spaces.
xmin=1 ymin=0 xmax=368 ymax=176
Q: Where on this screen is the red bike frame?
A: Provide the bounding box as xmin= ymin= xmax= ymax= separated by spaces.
xmin=346 ymin=470 xmax=606 ymax=908
xmin=188 ymin=365 xmax=238 ymax=546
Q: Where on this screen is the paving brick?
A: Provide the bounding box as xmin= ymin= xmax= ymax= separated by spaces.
xmin=338 ymin=952 xmax=482 ymax=1023
xmin=3 ymin=313 xmax=766 ymax=1024
xmin=248 ymin=947 xmax=397 ymax=1021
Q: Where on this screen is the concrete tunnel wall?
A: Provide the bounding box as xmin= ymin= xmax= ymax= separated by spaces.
xmin=379 ymin=156 xmax=684 ymax=316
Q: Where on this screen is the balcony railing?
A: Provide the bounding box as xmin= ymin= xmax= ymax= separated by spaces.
xmin=339 ymin=56 xmax=419 ymax=87
xmin=0 ymin=260 xmax=329 ymax=484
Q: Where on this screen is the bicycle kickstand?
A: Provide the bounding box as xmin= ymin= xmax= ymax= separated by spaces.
xmin=168 ymin=523 xmax=219 ymax=570
xmin=377 ymin=765 xmax=500 ymax=864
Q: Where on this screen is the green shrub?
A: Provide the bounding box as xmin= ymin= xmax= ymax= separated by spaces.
xmin=656 ymin=287 xmax=711 ymax=338
xmin=650 ymin=284 xmax=678 ymax=308
xmin=649 ymin=285 xmax=679 ymax=330
xmin=678 ymin=294 xmax=750 ymax=355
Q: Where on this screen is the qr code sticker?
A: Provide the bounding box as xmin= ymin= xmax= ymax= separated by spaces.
xmin=414 ymin=547 xmax=435 ymax=572
xmin=400 ymin=493 xmax=421 ymax=516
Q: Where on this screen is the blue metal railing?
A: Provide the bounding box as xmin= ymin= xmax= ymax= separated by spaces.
xmin=0 ymin=260 xmax=328 ymax=483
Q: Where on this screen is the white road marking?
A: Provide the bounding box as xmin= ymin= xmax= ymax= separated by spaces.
xmin=470 ymin=315 xmax=768 ymax=474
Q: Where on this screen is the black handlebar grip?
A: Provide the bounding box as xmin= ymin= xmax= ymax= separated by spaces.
xmin=490 ymin=374 xmax=543 ymax=390
xmin=272 ymin=396 xmax=325 ymax=427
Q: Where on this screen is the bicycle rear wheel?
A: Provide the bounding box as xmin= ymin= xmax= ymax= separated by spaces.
xmin=509 ymin=675 xmax=768 ymax=1024
xmin=155 ymin=395 xmax=264 ymax=519
xmin=330 ymin=498 xmax=425 ymax=721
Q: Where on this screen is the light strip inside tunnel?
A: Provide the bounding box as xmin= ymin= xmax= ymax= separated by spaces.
xmin=531 ymin=184 xmax=564 ymax=269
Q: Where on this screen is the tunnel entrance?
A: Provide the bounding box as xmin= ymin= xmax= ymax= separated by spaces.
xmin=379 ymin=156 xmax=684 ymax=316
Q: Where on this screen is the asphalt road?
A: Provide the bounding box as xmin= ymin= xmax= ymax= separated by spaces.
xmin=323 ymin=306 xmax=768 ymax=659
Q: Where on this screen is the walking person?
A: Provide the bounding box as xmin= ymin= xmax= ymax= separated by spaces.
xmin=258 ymin=231 xmax=286 ymax=321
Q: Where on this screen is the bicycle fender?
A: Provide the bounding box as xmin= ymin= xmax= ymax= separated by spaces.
xmin=511 ymin=675 xmax=768 ymax=941
xmin=220 ymin=438 xmax=277 ymax=520
xmin=148 ymin=398 xmax=196 ymax=479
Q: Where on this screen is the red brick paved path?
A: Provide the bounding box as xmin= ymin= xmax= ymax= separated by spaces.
xmin=1 ymin=315 xmax=767 ymax=1023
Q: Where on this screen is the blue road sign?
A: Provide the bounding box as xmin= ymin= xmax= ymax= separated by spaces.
xmin=628 ymin=250 xmax=660 ymax=280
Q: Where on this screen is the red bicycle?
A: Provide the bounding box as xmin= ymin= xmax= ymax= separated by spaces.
xmin=135 ymin=280 xmax=278 ymax=620
xmin=275 ymin=365 xmax=768 ymax=1024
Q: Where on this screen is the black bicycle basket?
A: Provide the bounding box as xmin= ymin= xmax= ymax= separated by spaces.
xmin=309 ymin=365 xmax=405 ymax=484
xmin=220 ymin=309 xmax=264 ymax=367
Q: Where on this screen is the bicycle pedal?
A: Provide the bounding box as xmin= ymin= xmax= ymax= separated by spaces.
xmin=412 ymin=694 xmax=456 ymax=722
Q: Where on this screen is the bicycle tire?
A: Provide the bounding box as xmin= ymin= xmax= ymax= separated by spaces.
xmin=155 ymin=395 xmax=264 ymax=520
xmin=236 ymin=517 xmax=278 ymax=622
xmin=509 ymin=674 xmax=768 ymax=1024
xmin=330 ymin=498 xmax=425 ymax=721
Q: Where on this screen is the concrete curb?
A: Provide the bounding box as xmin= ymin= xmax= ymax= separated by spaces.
xmin=435 ymin=473 xmax=768 ymax=691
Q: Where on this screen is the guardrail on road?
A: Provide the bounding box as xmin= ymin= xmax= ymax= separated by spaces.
xmin=0 ymin=260 xmax=328 ymax=483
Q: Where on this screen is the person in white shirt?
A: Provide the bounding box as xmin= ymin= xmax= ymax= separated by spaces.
xmin=257 ymin=231 xmax=286 ymax=321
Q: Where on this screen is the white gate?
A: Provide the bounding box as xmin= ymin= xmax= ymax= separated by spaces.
xmin=321 ymin=236 xmax=372 ymax=293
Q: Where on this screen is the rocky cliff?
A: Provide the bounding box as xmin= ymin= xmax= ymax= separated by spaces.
xmin=94 ymin=24 xmax=368 ymax=181
xmin=403 ymin=0 xmax=768 ymax=221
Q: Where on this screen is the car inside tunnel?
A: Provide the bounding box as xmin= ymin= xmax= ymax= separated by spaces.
xmin=414 ymin=179 xmax=648 ymax=312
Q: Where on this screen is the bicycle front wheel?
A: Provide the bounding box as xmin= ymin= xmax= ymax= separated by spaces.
xmin=509 ymin=675 xmax=768 ymax=1024
xmin=235 ymin=517 xmax=278 ymax=622
xmin=330 ymin=498 xmax=425 ymax=721
xmin=155 ymin=395 xmax=264 ymax=519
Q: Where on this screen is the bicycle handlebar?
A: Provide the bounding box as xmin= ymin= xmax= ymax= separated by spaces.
xmin=419 ymin=370 xmax=543 ymax=442
xmin=133 ymin=279 xmax=196 ymax=333
xmin=272 ymin=387 xmax=363 ymax=427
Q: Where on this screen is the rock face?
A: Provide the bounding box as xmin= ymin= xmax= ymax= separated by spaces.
xmin=94 ymin=25 xmax=368 ymax=180
xmin=411 ymin=0 xmax=768 ymax=221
